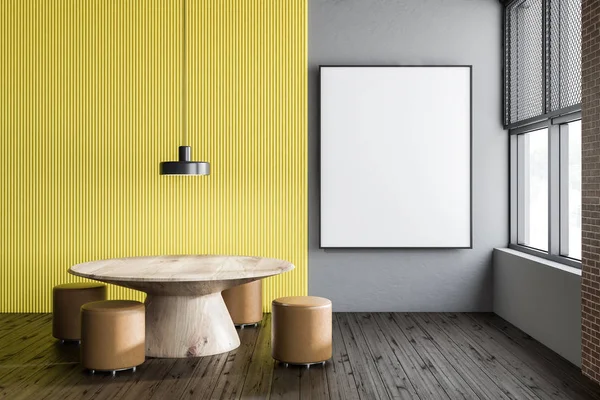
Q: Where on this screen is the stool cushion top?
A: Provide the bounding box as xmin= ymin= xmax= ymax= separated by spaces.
xmin=54 ymin=282 xmax=106 ymax=290
xmin=272 ymin=296 xmax=331 ymax=308
xmin=81 ymin=300 xmax=144 ymax=313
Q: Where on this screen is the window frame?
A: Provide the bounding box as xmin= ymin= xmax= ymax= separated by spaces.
xmin=509 ymin=111 xmax=582 ymax=269
xmin=504 ymin=0 xmax=582 ymax=267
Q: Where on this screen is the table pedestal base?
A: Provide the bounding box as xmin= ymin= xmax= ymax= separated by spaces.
xmin=144 ymin=292 xmax=240 ymax=358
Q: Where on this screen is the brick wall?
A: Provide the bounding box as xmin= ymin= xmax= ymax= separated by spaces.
xmin=582 ymin=0 xmax=600 ymax=383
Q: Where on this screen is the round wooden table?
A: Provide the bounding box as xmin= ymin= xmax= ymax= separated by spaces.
xmin=69 ymin=255 xmax=294 ymax=358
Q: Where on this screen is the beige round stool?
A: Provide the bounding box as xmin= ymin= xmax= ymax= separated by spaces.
xmin=222 ymin=280 xmax=263 ymax=327
xmin=52 ymin=282 xmax=107 ymax=342
xmin=271 ymin=296 xmax=332 ymax=366
xmin=81 ymin=300 xmax=145 ymax=375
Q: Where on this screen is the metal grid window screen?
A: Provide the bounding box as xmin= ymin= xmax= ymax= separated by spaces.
xmin=506 ymin=0 xmax=544 ymax=124
xmin=549 ymin=0 xmax=581 ymax=111
xmin=505 ymin=0 xmax=581 ymax=126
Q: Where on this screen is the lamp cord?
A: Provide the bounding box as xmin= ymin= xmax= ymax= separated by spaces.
xmin=182 ymin=0 xmax=187 ymax=146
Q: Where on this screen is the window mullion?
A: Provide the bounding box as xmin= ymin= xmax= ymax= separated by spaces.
xmin=510 ymin=135 xmax=519 ymax=244
xmin=548 ymin=123 xmax=561 ymax=255
xmin=559 ymin=123 xmax=570 ymax=255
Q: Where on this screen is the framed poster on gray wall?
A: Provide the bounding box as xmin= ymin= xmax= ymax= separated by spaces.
xmin=319 ymin=65 xmax=472 ymax=248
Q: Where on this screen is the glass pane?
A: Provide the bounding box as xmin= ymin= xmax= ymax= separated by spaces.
xmin=563 ymin=120 xmax=581 ymax=260
xmin=518 ymin=128 xmax=548 ymax=251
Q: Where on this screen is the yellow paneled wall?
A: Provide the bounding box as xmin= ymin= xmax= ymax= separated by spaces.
xmin=0 ymin=0 xmax=307 ymax=312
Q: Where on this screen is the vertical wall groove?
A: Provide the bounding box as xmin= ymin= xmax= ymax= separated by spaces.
xmin=0 ymin=0 xmax=307 ymax=312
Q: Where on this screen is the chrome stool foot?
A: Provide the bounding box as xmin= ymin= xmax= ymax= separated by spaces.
xmin=59 ymin=339 xmax=81 ymax=345
xmin=276 ymin=360 xmax=330 ymax=368
xmin=87 ymin=366 xmax=137 ymax=376
xmin=236 ymin=322 xmax=260 ymax=329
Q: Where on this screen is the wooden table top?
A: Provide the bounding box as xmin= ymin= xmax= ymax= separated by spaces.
xmin=69 ymin=255 xmax=294 ymax=283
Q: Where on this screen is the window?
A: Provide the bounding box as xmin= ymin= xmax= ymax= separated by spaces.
xmin=517 ymin=128 xmax=548 ymax=251
xmin=561 ymin=120 xmax=581 ymax=260
xmin=505 ymin=0 xmax=581 ymax=267
xmin=511 ymin=118 xmax=581 ymax=264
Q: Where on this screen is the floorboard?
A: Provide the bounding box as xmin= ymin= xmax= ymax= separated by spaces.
xmin=388 ymin=313 xmax=479 ymax=400
xmin=372 ymin=313 xmax=450 ymax=400
xmin=270 ymin=360 xmax=300 ymax=400
xmin=240 ymin=314 xmax=275 ymax=398
xmin=471 ymin=313 xmax=600 ymax=400
xmin=210 ymin=325 xmax=261 ymax=399
xmin=177 ymin=351 xmax=228 ymax=400
xmin=449 ymin=313 xmax=570 ymax=400
xmin=324 ymin=312 xmax=360 ymax=400
xmin=0 ymin=312 xmax=598 ymax=399
xmin=353 ymin=313 xmax=419 ymax=399
xmin=301 ymin=363 xmax=329 ymax=400
xmin=426 ymin=313 xmax=539 ymax=399
xmin=337 ymin=313 xmax=391 ymax=399
xmin=408 ymin=313 xmax=513 ymax=400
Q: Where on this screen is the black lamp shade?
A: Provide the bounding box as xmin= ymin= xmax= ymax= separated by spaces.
xmin=160 ymin=146 xmax=210 ymax=176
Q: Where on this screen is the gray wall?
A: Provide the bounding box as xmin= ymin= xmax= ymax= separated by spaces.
xmin=493 ymin=248 xmax=582 ymax=366
xmin=308 ymin=0 xmax=507 ymax=311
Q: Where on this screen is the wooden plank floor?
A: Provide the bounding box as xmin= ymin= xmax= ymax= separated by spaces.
xmin=1 ymin=312 xmax=599 ymax=399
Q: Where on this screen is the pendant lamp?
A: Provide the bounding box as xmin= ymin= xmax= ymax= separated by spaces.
xmin=160 ymin=0 xmax=210 ymax=176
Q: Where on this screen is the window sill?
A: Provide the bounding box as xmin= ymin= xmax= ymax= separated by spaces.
xmin=499 ymin=247 xmax=581 ymax=275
